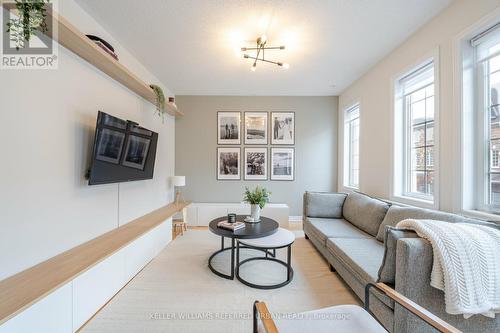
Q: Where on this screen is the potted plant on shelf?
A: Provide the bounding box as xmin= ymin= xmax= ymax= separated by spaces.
xmin=243 ymin=186 xmax=270 ymax=222
xmin=149 ymin=84 xmax=166 ymax=118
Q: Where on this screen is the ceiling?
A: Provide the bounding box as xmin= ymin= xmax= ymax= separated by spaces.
xmin=76 ymin=0 xmax=452 ymax=96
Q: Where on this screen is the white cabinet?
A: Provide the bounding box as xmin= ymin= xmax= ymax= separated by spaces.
xmin=197 ymin=205 xmax=231 ymax=225
xmin=72 ymin=251 xmax=126 ymax=330
xmin=124 ymin=219 xmax=170 ymax=280
xmin=185 ymin=205 xmax=198 ymax=226
xmin=0 ymin=219 xmax=172 ymax=333
xmin=186 ymin=203 xmax=289 ymax=227
xmin=0 ymin=282 xmax=72 ymax=333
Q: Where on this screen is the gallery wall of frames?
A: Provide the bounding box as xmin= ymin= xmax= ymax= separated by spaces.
xmin=217 ymin=111 xmax=295 ymax=181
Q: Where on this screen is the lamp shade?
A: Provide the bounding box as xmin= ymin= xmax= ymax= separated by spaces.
xmin=172 ymin=176 xmax=186 ymax=187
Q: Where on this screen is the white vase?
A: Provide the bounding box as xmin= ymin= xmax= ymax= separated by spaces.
xmin=250 ymin=204 xmax=261 ymax=222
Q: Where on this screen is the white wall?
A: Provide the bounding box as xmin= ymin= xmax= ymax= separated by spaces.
xmin=0 ymin=0 xmax=175 ymax=280
xmin=338 ymin=0 xmax=500 ymax=213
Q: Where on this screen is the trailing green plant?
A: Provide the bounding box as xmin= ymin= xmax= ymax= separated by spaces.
xmin=6 ymin=0 xmax=50 ymax=51
xmin=243 ymin=186 xmax=271 ymax=209
xmin=149 ymin=84 xmax=166 ymax=117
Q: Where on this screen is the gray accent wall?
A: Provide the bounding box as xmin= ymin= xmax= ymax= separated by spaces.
xmin=175 ymin=96 xmax=338 ymax=216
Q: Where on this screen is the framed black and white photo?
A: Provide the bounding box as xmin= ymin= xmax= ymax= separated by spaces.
xmin=244 ymin=112 xmax=268 ymax=144
xmin=218 ymin=111 xmax=241 ymax=144
xmin=217 ymin=147 xmax=241 ymax=180
xmin=244 ymin=147 xmax=267 ymax=180
xmin=271 ymin=112 xmax=295 ymax=145
xmin=95 ymin=128 xmax=126 ymax=164
xmin=271 ymin=148 xmax=294 ymax=181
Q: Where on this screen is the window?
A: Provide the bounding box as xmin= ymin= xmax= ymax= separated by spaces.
xmin=344 ymin=104 xmax=360 ymax=188
xmin=394 ymin=61 xmax=436 ymax=203
xmin=472 ymin=26 xmax=500 ymax=211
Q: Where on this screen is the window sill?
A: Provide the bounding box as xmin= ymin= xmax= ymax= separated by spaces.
xmin=461 ymin=209 xmax=500 ymax=223
xmin=342 ymin=185 xmax=359 ymax=193
xmin=390 ymin=195 xmax=436 ymax=210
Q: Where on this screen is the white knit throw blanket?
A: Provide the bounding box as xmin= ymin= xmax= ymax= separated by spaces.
xmin=397 ymin=219 xmax=500 ymax=318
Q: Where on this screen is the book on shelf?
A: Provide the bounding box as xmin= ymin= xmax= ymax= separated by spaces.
xmin=217 ymin=221 xmax=245 ymax=232
xmin=94 ymin=41 xmax=119 ymax=60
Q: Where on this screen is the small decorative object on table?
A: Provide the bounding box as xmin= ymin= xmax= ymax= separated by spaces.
xmin=243 ymin=186 xmax=271 ymax=223
xmin=227 ymin=213 xmax=236 ymax=223
xmin=218 ymin=220 xmax=245 ymax=231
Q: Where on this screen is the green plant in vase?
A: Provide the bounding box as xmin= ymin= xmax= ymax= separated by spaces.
xmin=243 ymin=186 xmax=271 ymax=222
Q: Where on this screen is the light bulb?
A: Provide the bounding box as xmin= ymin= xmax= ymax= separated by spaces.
xmin=260 ymin=34 xmax=268 ymax=43
xmin=282 ymin=63 xmax=290 ymax=69
xmin=251 ymin=65 xmax=256 ymax=72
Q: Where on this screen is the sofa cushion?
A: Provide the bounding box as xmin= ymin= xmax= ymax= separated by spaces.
xmin=326 ymin=238 xmax=395 ymax=310
xmin=375 ymin=205 xmax=476 ymax=242
xmin=304 ymin=192 xmax=347 ymax=218
xmin=342 ymin=192 xmax=390 ymax=237
xmin=326 ymin=238 xmax=385 ymax=284
xmin=377 ymin=227 xmax=419 ymax=284
xmin=304 ymin=217 xmax=372 ymax=245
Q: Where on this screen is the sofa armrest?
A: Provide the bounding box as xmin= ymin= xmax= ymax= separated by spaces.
xmin=394 ymin=238 xmax=499 ymax=333
xmin=366 ymin=283 xmax=461 ymax=333
xmin=303 ymin=191 xmax=347 ymax=220
xmin=394 ymin=238 xmax=441 ymax=333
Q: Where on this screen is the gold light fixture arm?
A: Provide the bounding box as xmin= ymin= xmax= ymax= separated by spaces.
xmin=242 ymin=36 xmax=288 ymax=70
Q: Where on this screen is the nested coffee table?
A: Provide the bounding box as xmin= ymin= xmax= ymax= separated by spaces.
xmin=208 ymin=215 xmax=279 ymax=280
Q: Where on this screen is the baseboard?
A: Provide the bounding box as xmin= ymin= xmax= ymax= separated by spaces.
xmin=289 ymin=216 xmax=303 ymax=223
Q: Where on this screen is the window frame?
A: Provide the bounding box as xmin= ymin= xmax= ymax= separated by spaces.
xmin=472 ymin=31 xmax=500 ymax=214
xmin=391 ymin=51 xmax=440 ymax=209
xmin=454 ymin=9 xmax=500 ymax=222
xmin=343 ymin=103 xmax=360 ymax=190
xmin=401 ymin=69 xmax=435 ymax=201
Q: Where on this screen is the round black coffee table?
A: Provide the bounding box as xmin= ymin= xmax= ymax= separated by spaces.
xmin=208 ymin=215 xmax=279 ymax=280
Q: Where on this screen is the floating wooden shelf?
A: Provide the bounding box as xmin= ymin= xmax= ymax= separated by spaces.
xmin=0 ymin=201 xmax=190 ymax=325
xmin=42 ymin=8 xmax=183 ymax=118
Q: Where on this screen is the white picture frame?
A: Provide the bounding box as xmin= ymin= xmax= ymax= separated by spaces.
xmin=271 ymin=112 xmax=295 ymax=145
xmin=244 ymin=147 xmax=268 ymax=180
xmin=217 ymin=147 xmax=241 ymax=180
xmin=218 ymin=111 xmax=241 ymax=145
xmin=244 ymin=112 xmax=268 ymax=145
xmin=271 ymin=147 xmax=294 ymax=181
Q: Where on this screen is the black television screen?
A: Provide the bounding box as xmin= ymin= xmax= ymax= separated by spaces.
xmin=88 ymin=111 xmax=158 ymax=185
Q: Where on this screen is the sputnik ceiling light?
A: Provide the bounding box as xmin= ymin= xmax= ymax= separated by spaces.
xmin=241 ymin=35 xmax=289 ymax=71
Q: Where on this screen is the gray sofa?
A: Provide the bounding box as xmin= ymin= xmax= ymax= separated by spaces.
xmin=303 ymin=191 xmax=500 ymax=333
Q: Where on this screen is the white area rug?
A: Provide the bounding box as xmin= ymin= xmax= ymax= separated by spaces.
xmin=81 ymin=229 xmax=358 ymax=333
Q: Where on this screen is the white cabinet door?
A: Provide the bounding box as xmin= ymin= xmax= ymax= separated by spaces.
xmin=228 ymin=204 xmax=250 ymax=216
xmin=262 ymin=206 xmax=289 ymax=227
xmin=0 ymin=283 xmax=72 ymax=333
xmin=197 ymin=206 xmax=228 ymax=225
xmin=151 ymin=220 xmax=171 ymax=255
xmin=185 ymin=205 xmax=198 ymax=226
xmin=72 ymin=251 xmax=125 ymax=331
xmin=124 ymin=230 xmax=155 ymax=280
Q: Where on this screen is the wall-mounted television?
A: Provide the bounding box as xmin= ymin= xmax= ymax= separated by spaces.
xmin=87 ymin=111 xmax=158 ymax=185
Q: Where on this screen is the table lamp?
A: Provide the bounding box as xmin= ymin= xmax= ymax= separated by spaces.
xmin=172 ymin=176 xmax=186 ymax=204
